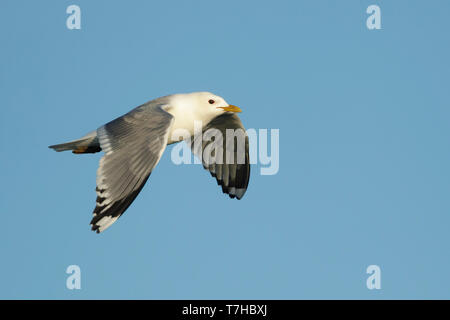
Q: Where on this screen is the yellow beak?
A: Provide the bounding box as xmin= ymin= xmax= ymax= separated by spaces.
xmin=218 ymin=105 xmax=242 ymax=113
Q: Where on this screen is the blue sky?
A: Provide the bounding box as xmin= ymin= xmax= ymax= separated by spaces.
xmin=1 ymin=0 xmax=450 ymax=299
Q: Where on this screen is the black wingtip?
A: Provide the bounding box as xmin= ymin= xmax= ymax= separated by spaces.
xmin=90 ymin=223 xmax=101 ymax=234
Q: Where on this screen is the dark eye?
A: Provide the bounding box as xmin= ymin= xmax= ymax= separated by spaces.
xmin=208 ymin=99 xmax=215 ymax=104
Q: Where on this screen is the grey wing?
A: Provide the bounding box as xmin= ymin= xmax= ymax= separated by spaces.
xmin=191 ymin=113 xmax=250 ymax=200
xmin=91 ymin=103 xmax=174 ymax=233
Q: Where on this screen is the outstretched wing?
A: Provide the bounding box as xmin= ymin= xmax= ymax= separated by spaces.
xmin=91 ymin=103 xmax=174 ymax=233
xmin=191 ymin=113 xmax=250 ymax=199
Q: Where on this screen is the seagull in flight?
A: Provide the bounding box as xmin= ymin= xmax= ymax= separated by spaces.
xmin=49 ymin=92 xmax=250 ymax=233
